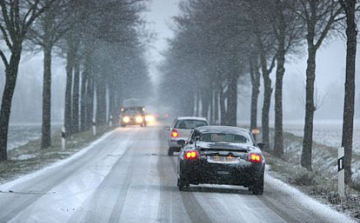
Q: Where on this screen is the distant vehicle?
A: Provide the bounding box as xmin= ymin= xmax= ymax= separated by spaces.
xmin=166 ymin=117 xmax=209 ymax=156
xmin=176 ymin=126 xmax=265 ymax=195
xmin=120 ymin=98 xmax=148 ymax=127
xmin=120 ymin=107 xmax=147 ymax=127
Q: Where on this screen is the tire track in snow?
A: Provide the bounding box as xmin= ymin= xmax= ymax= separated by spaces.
xmin=157 ymin=129 xmax=191 ymax=223
xmin=0 ymin=130 xmax=125 ymax=223
xmin=157 ymin=128 xmax=213 ymax=223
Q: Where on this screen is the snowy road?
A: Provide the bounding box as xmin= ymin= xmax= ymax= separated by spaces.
xmin=0 ymin=125 xmax=355 ymax=223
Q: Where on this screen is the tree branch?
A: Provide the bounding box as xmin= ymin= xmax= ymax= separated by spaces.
xmin=0 ymin=49 xmax=9 ymax=69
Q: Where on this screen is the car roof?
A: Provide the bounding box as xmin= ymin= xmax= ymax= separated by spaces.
xmin=195 ymin=125 xmax=250 ymax=134
xmin=175 ymin=117 xmax=208 ymax=121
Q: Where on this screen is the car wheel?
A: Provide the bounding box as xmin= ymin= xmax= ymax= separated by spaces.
xmin=121 ymin=124 xmax=126 ymax=127
xmin=177 ymin=175 xmax=187 ymax=191
xmin=252 ymin=173 xmax=264 ymax=195
xmin=168 ymin=148 xmax=174 ymax=156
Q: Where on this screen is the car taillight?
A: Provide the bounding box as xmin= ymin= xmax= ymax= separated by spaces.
xmin=184 ymin=151 xmax=199 ymax=160
xmin=171 ymin=130 xmax=179 ymax=138
xmin=248 ymin=153 xmax=262 ymax=163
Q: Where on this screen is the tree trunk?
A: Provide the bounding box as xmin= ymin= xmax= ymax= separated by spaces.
xmin=64 ymin=46 xmax=74 ymax=137
xmin=341 ymin=0 xmax=357 ymax=185
xmin=197 ymin=91 xmax=201 ymax=116
xmin=250 ymin=57 xmax=260 ymax=131
xmin=301 ymin=45 xmax=317 ymax=171
xmin=201 ymin=89 xmax=210 ymax=119
xmin=0 ymin=50 xmax=21 ymax=161
xmin=214 ymin=88 xmax=219 ymax=124
xmin=80 ymin=70 xmax=88 ymax=131
xmin=41 ymin=45 xmax=53 ymax=149
xmin=274 ymin=54 xmax=285 ymax=157
xmin=86 ymin=76 xmax=94 ymax=129
xmin=210 ymin=83 xmax=215 ymax=124
xmin=72 ymin=55 xmax=80 ymax=133
xmin=226 ymin=75 xmax=238 ymax=126
xmin=261 ymin=72 xmax=272 ymax=150
xmin=220 ymin=87 xmax=227 ymax=125
xmin=274 ymin=4 xmax=286 ymax=157
xmin=96 ymin=77 xmax=107 ymax=125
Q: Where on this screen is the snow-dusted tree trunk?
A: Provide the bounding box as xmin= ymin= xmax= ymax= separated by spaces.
xmin=340 ymin=0 xmax=357 ymax=185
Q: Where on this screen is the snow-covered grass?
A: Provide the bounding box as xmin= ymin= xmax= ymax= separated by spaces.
xmin=283 ymin=119 xmax=360 ymax=154
xmin=265 ymin=129 xmax=360 ymax=220
xmin=0 ymin=125 xmax=114 ymax=185
xmin=7 ymin=123 xmax=61 ymax=151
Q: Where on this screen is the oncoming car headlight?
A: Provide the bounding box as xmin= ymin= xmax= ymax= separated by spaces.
xmin=135 ymin=116 xmax=143 ymax=123
xmin=145 ymin=114 xmax=154 ymax=122
xmin=123 ymin=116 xmax=130 ymax=123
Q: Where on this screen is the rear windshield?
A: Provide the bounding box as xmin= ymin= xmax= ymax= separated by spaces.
xmin=200 ymin=133 xmax=250 ymax=144
xmin=174 ymin=120 xmax=208 ymax=129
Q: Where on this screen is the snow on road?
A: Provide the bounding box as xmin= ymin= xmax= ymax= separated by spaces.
xmin=0 ymin=125 xmax=356 ymax=223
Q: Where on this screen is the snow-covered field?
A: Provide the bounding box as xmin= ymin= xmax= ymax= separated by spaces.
xmin=283 ymin=120 xmax=360 ymax=154
xmin=7 ymin=123 xmax=61 ymax=151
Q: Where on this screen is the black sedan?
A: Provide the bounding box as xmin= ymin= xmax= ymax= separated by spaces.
xmin=177 ymin=126 xmax=265 ymax=195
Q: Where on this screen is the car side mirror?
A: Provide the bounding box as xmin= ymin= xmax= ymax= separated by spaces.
xmin=257 ymin=143 xmax=266 ymax=150
xmin=177 ymin=139 xmax=186 ymax=146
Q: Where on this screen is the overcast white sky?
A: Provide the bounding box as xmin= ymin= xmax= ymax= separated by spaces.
xmin=143 ymin=0 xmax=181 ymax=83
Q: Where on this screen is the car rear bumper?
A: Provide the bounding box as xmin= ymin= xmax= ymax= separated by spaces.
xmin=168 ymin=138 xmax=187 ymax=149
xmin=179 ymin=160 xmax=264 ymax=186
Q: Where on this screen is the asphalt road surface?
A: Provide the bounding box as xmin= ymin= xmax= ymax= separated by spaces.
xmin=0 ymin=124 xmax=355 ymax=223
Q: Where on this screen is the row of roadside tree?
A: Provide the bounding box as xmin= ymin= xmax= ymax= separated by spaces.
xmin=159 ymin=0 xmax=358 ymax=185
xmin=0 ymin=0 xmax=151 ymax=161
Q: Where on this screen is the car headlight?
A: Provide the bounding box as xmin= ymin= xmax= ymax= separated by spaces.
xmin=123 ymin=116 xmax=130 ymax=123
xmin=145 ymin=115 xmax=154 ymax=122
xmin=135 ymin=116 xmax=143 ymax=123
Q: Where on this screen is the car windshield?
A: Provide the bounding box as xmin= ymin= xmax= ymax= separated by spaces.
xmin=174 ymin=120 xmax=208 ymax=129
xmin=124 ymin=109 xmax=142 ymax=115
xmin=200 ymin=133 xmax=250 ymax=144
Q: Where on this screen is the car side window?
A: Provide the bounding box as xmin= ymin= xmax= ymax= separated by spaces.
xmin=188 ymin=130 xmax=196 ymax=142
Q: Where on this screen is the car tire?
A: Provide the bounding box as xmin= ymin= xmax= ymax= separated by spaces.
xmin=121 ymin=124 xmax=126 ymax=127
xmin=168 ymin=148 xmax=174 ymax=156
xmin=177 ymin=175 xmax=187 ymax=191
xmin=252 ymin=172 xmax=264 ymax=195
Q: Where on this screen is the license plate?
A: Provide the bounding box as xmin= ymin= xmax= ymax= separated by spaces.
xmin=207 ymin=155 xmax=238 ymax=163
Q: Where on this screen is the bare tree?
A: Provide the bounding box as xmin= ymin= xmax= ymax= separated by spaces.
xmin=27 ymin=0 xmax=78 ymax=148
xmin=339 ymin=0 xmax=358 ymax=185
xmin=0 ymin=0 xmax=55 ymax=161
xmin=273 ymin=0 xmax=304 ymax=157
xmin=249 ymin=51 xmax=261 ymax=133
xmin=288 ymin=0 xmax=343 ymax=171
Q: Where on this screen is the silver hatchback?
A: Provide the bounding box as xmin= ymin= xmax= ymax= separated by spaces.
xmin=166 ymin=117 xmax=209 ymax=156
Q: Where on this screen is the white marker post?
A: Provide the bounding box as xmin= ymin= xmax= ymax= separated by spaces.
xmin=92 ymin=119 xmax=97 ymax=136
xmin=338 ymin=147 xmax=345 ymax=198
xmin=61 ymin=127 xmax=66 ymax=150
xmin=109 ymin=115 xmax=113 ymax=127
